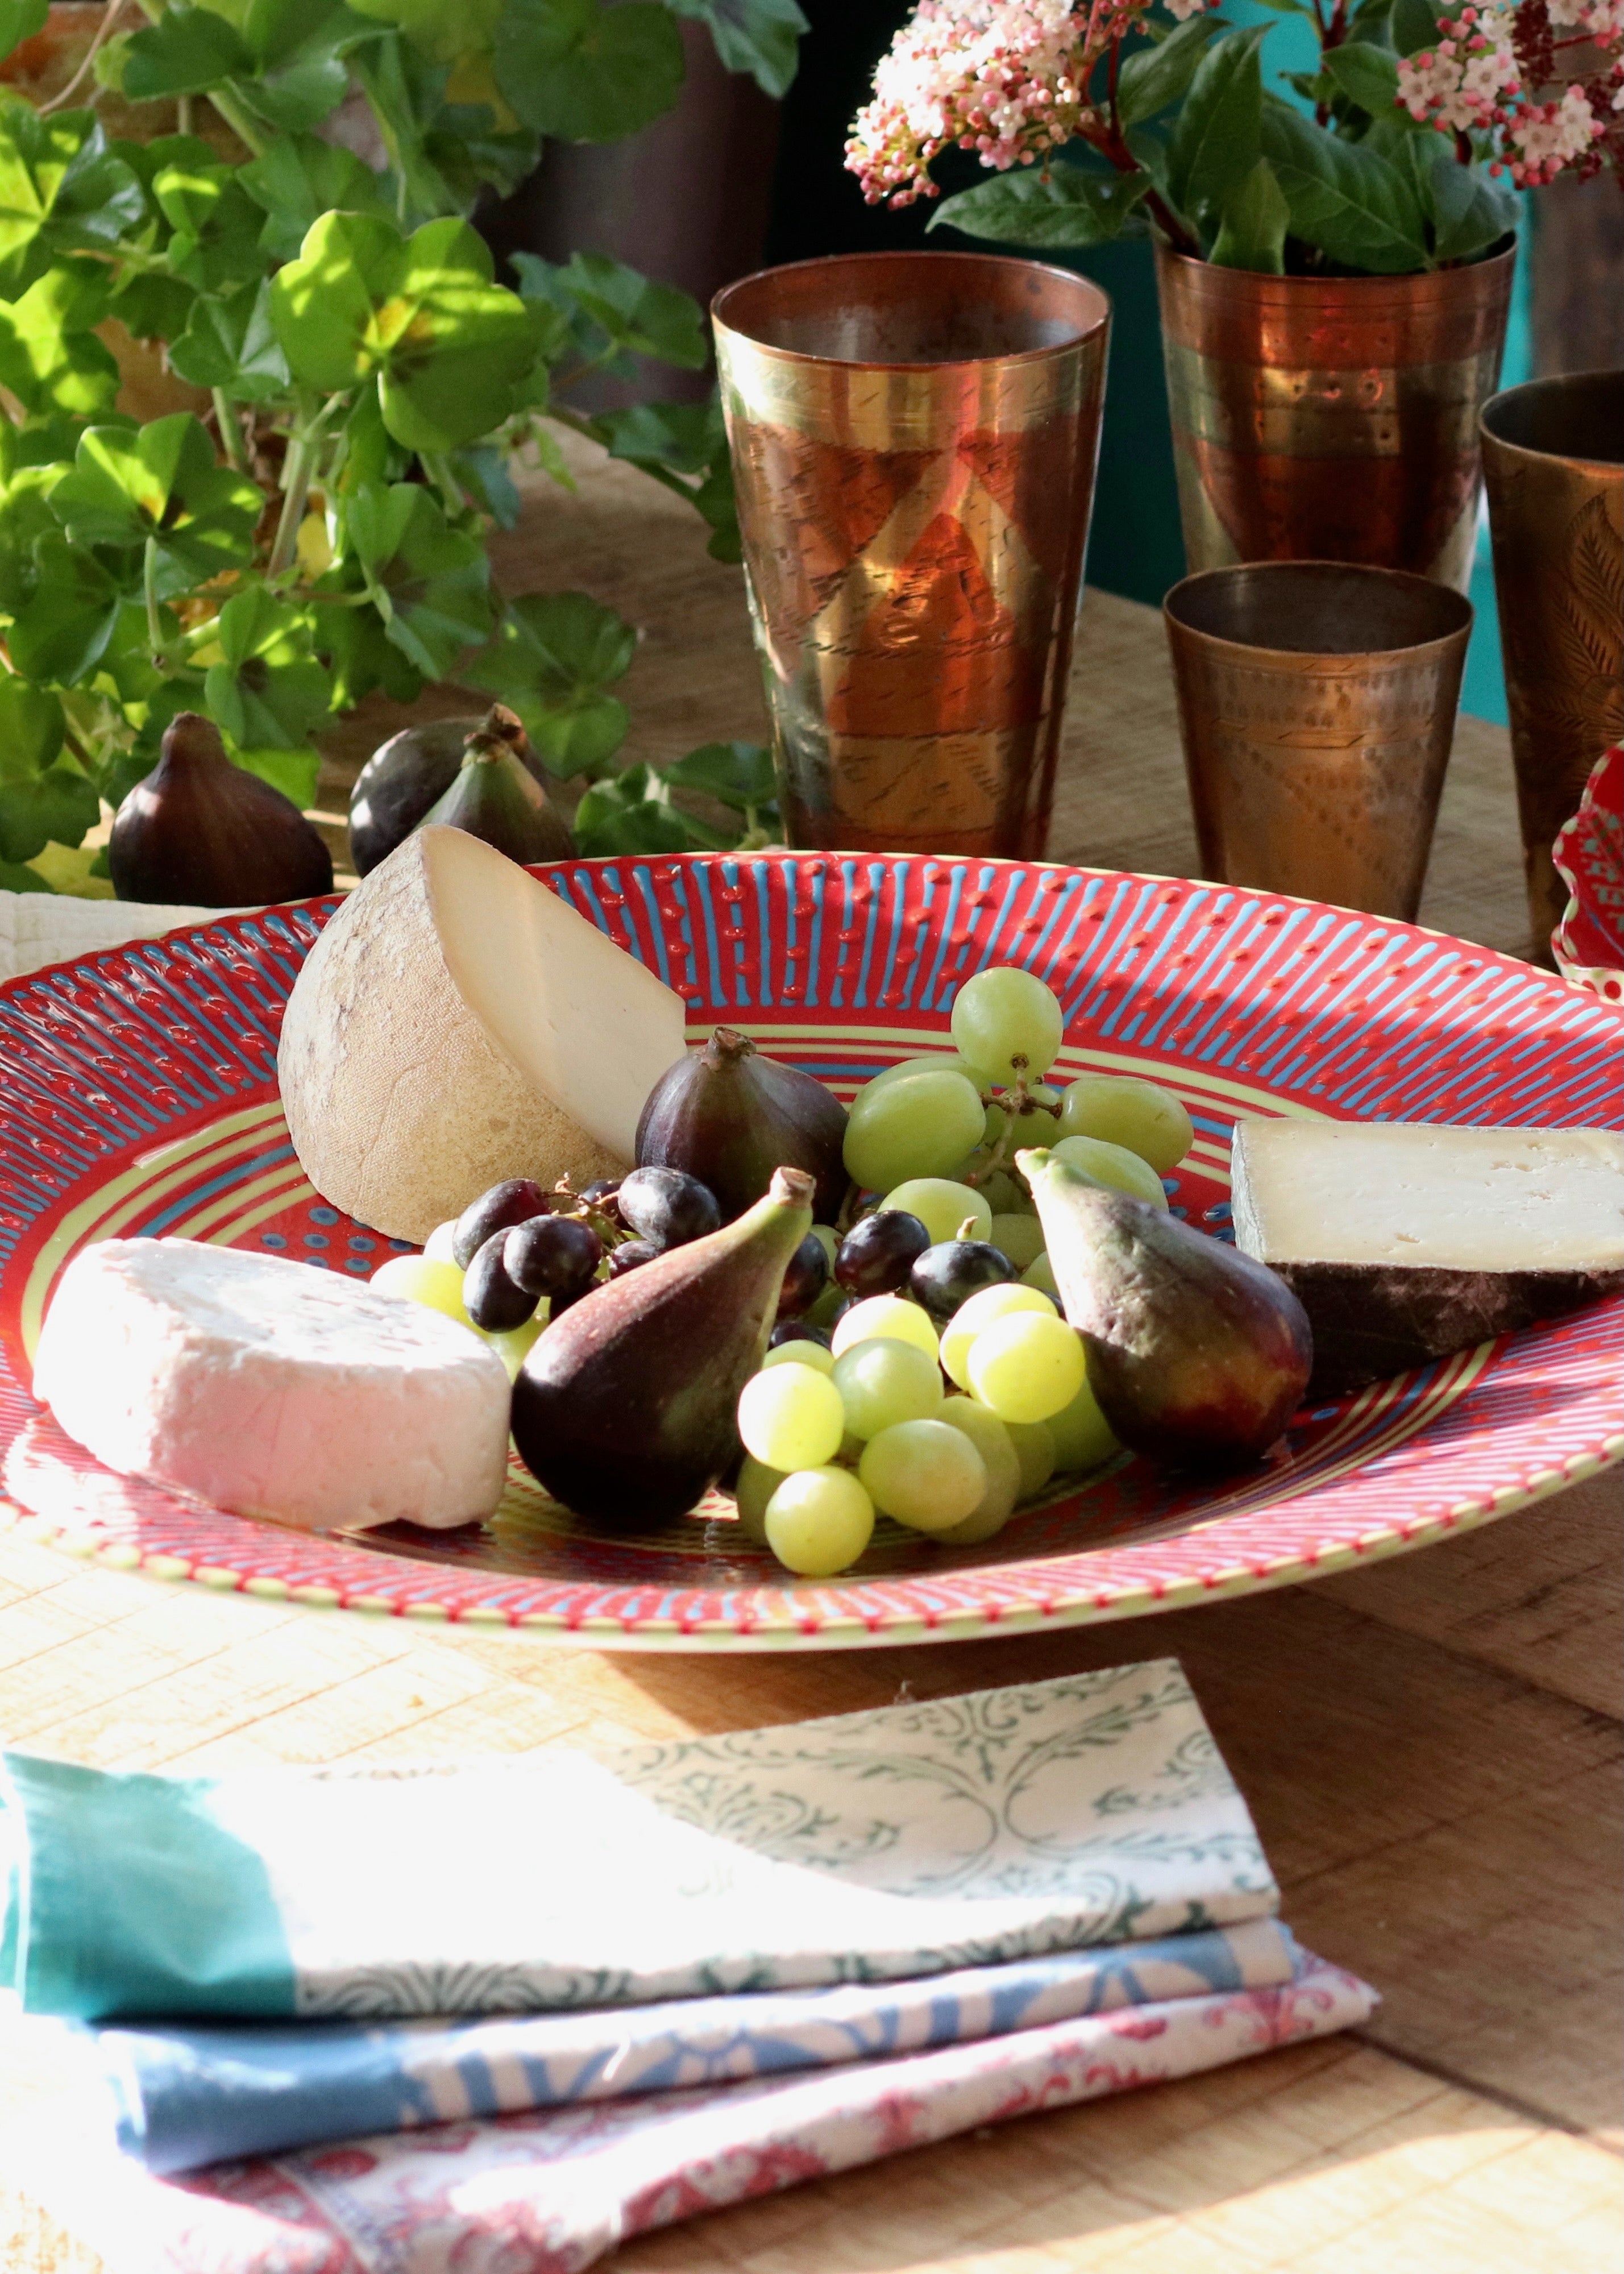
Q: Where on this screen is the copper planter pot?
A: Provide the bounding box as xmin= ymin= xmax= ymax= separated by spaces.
xmin=1165 ymin=561 xmax=1473 ymax=922
xmin=713 ymin=252 xmax=1110 ymax=858
xmin=1155 ymin=242 xmax=1514 ymax=593
xmin=1480 ymin=370 xmax=1624 ymax=948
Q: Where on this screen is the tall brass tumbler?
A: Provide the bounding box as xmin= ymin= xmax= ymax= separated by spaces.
xmin=1164 ymin=562 xmax=1473 ymax=923
xmin=712 ymin=253 xmax=1110 ymax=858
xmin=1480 ymin=371 xmax=1624 ymax=949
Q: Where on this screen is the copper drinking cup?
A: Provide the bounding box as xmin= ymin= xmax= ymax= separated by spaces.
xmin=1480 ymin=370 xmax=1624 ymax=949
xmin=712 ymin=252 xmax=1110 ymax=858
xmin=1164 ymin=562 xmax=1473 ymax=922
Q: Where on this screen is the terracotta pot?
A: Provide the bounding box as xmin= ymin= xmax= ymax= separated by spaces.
xmin=1154 ymin=241 xmax=1515 ymax=594
xmin=1480 ymin=370 xmax=1624 ymax=947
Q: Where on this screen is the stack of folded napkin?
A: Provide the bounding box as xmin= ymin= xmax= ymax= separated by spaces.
xmin=0 ymin=1660 xmax=1375 ymax=2272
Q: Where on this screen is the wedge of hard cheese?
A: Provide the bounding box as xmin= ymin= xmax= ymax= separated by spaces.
xmin=279 ymin=827 xmax=687 ymax=1242
xmin=1231 ymin=1118 xmax=1624 ymax=1395
xmin=34 ymin=1240 xmax=512 ymax=1530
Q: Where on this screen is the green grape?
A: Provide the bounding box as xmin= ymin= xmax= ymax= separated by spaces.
xmin=1047 ymin=1375 xmax=1120 ymax=1474
xmin=863 ymin=1051 xmax=986 ymax=1095
xmin=371 ymin=1255 xmax=475 ymax=1331
xmin=843 ymin=1069 xmax=986 ymax=1192
xmin=950 ymin=967 xmax=1064 ymax=1085
xmin=967 ymin=1310 xmax=1086 ymax=1424
xmin=761 ymin=1338 xmax=836 ymax=1375
xmin=1050 ymin=1134 xmax=1168 ymax=1210
xmin=422 ymin=1219 xmax=459 ymax=1263
xmin=940 ymin=1282 xmax=1056 ymax=1390
xmin=936 ymin=1397 xmax=1020 ymax=1541
xmin=980 ymin=1169 xmax=1031 ymax=1217
xmin=858 ymin=1420 xmax=986 ymax=1531
xmin=832 ymin=1338 xmax=944 ymax=1439
xmin=988 ymin=1213 xmax=1046 ymax=1271
xmin=809 ymin=1225 xmax=841 ymax=1267
xmin=1005 ymin=1418 xmax=1056 ymax=1500
xmin=737 ymin=1363 xmax=845 ymax=1471
xmin=804 ymin=1279 xmax=851 ymax=1329
xmin=1056 ymin=1076 xmax=1194 ymax=1173
xmin=882 ymin=1177 xmax=991 ymax=1246
xmin=734 ymin=1454 xmax=787 ymax=1542
xmin=486 ymin=1313 xmax=545 ymax=1381
xmin=765 ymin=1467 xmax=875 ymax=1575
xmin=830 ymin=1294 xmax=940 ymax=1363
xmin=1023 ymin=1249 xmax=1059 ymax=1298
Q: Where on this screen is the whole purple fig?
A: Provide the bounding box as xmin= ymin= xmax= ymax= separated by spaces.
xmin=635 ymin=1027 xmax=849 ymax=1223
xmin=109 ymin=713 xmax=333 ymax=907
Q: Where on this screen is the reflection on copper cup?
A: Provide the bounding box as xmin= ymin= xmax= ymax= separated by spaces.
xmin=1480 ymin=371 xmax=1624 ymax=949
xmin=712 ymin=252 xmax=1110 ymax=858
xmin=1164 ymin=562 xmax=1473 ymax=922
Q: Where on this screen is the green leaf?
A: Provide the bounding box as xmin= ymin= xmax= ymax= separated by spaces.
xmin=168 ymin=280 xmax=290 ymax=399
xmin=109 ymin=271 xmax=197 ymax=345
xmin=0 ymin=110 xmax=146 ymax=300
xmin=1261 ymin=100 xmax=1429 ymax=272
xmin=346 ymin=481 xmax=493 ymax=677
xmin=122 ymin=5 xmax=255 ymax=99
xmin=313 ymin=591 xmax=423 ymax=706
xmin=238 ymin=134 xmax=391 ymax=263
xmin=592 ymin=398 xmax=717 ymax=475
xmin=692 ymin=455 xmax=740 ymax=563
xmin=49 ymin=414 xmax=263 ymax=597
xmin=1166 ymin=26 xmax=1268 ymax=235
xmin=0 ymin=762 xmax=99 ymax=863
xmin=516 ymin=250 xmax=708 ymax=370
xmin=271 ymin=212 xmax=537 ymax=451
xmin=229 ymin=744 xmax=322 ymax=808
xmin=343 ymin=0 xmax=505 ymax=66
xmin=8 ymin=536 xmax=124 ymax=683
xmin=203 ymin=589 xmax=334 ymax=750
xmin=232 ymin=0 xmax=380 ymax=133
xmin=1390 ymin=0 xmax=1437 ymax=55
xmin=1428 ymin=150 xmax=1518 ymax=261
xmin=1210 ymin=155 xmax=1290 ymax=273
xmin=0 ymin=677 xmax=64 ymax=780
xmin=464 ymin=589 xmax=634 ymax=775
xmin=151 ymin=158 xmax=265 ymax=292
xmin=932 ymin=164 xmax=1150 ymax=248
xmin=495 ymin=0 xmax=685 ymax=142
xmin=0 ymin=0 xmax=47 ymax=69
xmin=1319 ymin=39 xmax=1402 ymax=121
xmin=0 ymin=267 xmax=119 ymax=417
xmin=0 ymin=466 xmax=65 ymax=614
xmin=0 ymin=858 xmax=53 ymax=893
xmin=662 ymin=739 xmax=776 ymax=813
xmin=663 ymin=0 xmax=806 ymax=98
xmin=1117 ymin=14 xmax=1225 ymax=127
xmin=572 ymin=764 xmax=710 ymax=857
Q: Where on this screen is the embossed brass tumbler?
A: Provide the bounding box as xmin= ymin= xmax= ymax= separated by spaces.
xmin=1480 ymin=371 xmax=1624 ymax=948
xmin=1164 ymin=563 xmax=1473 ymax=922
xmin=712 ymin=253 xmax=1110 ymax=857
xmin=1156 ymin=243 xmax=1514 ymax=592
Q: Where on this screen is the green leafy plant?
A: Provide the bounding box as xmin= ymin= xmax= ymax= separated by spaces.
xmin=0 ymin=0 xmax=805 ymax=892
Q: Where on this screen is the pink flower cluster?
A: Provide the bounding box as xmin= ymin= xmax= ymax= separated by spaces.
xmin=1397 ymin=0 xmax=1624 ymax=187
xmin=846 ymin=0 xmax=1141 ymax=204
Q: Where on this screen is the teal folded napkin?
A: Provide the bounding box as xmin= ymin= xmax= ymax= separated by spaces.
xmin=0 ymin=1659 xmax=1276 ymax=2022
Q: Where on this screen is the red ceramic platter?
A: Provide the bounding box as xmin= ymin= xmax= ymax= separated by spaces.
xmin=2 ymin=852 xmax=1621 ymax=1649
xmin=1553 ymin=745 xmax=1624 ymax=1005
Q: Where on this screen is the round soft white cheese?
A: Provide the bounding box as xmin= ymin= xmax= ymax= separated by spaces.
xmin=32 ymin=1239 xmax=511 ymax=1532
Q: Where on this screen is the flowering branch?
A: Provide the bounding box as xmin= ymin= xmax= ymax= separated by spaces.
xmin=1397 ymin=0 xmax=1623 ymax=185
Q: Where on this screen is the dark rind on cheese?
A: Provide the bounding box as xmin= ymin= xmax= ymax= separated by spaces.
xmin=1272 ymin=1259 xmax=1624 ymax=1399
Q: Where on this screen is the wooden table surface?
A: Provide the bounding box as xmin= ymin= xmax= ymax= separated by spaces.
xmin=3 ymin=442 xmax=1621 ymax=2273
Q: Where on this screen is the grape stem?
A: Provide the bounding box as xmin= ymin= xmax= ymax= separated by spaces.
xmin=965 ymin=1073 xmax=1062 ymax=1188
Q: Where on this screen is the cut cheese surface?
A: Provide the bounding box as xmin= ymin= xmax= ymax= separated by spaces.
xmin=1231 ymin=1119 xmax=1624 ymax=1272
xmin=277 ymin=828 xmax=688 ymax=1242
xmin=32 ymin=1239 xmax=511 ymax=1532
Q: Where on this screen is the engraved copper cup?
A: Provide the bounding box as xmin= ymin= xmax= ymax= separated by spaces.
xmin=1156 ymin=241 xmax=1514 ymax=592
xmin=1164 ymin=561 xmax=1473 ymax=921
xmin=712 ymin=252 xmax=1110 ymax=857
xmin=1480 ymin=370 xmax=1624 ymax=949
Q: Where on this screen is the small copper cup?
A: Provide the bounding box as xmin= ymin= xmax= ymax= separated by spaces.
xmin=1164 ymin=562 xmax=1473 ymax=921
xmin=1480 ymin=370 xmax=1624 ymax=949
xmin=712 ymin=252 xmax=1110 ymax=858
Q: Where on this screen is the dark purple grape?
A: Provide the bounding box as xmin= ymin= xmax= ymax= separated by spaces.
xmin=616 ymin=1166 xmax=721 ymax=1250
xmin=834 ymin=1209 xmax=931 ymax=1297
xmin=775 ymin=1232 xmax=829 ymax=1319
xmin=506 ymin=1214 xmax=604 ymax=1301
xmin=769 ymin=1319 xmax=833 ymax=1351
xmin=909 ymin=1239 xmax=1015 ymax=1323
xmin=607 ymin=1238 xmax=662 ymax=1279
xmin=453 ymin=1178 xmax=549 ymax=1270
xmin=463 ymin=1231 xmax=541 ymax=1331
